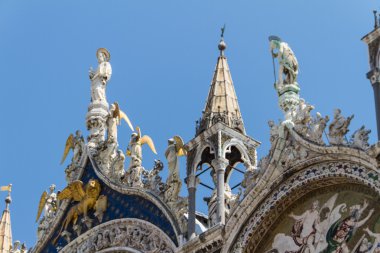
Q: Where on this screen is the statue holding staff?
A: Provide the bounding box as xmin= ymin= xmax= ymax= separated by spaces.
xmin=269 ymin=36 xmax=299 ymax=89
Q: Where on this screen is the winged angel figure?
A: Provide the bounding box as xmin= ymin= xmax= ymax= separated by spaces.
xmin=53 ymin=179 xmax=105 ymax=242
xmin=126 ymin=126 xmax=157 ymax=168
xmin=60 ymin=130 xmax=85 ymax=165
xmin=35 ymin=184 xmax=57 ymax=222
xmin=164 ymin=136 xmax=187 ymax=202
xmin=107 ymin=102 xmax=134 ymax=143
xmin=125 ymin=127 xmax=157 ymax=186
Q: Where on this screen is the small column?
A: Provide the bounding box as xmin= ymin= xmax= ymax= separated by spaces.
xmin=186 ymin=174 xmax=199 ymax=239
xmin=212 ymin=158 xmax=229 ymax=225
xmin=368 ymin=70 xmax=380 ymax=140
xmin=362 ymin=14 xmax=380 ymax=140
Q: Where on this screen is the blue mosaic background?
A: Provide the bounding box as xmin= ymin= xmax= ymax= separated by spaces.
xmin=39 ymin=161 xmax=178 ymax=252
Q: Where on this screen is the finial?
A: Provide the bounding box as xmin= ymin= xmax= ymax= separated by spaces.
xmin=221 ymin=24 xmax=226 ymax=38
xmin=374 ymin=10 xmax=379 ymax=29
xmin=218 ymin=24 xmax=227 ymax=55
xmin=1 ymin=184 xmax=12 ymax=209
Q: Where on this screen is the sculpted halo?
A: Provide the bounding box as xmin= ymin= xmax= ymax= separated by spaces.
xmin=96 ymin=48 xmax=111 ymax=62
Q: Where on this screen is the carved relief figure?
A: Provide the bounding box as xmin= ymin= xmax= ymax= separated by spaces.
xmin=89 ymin=48 xmax=112 ymax=103
xmin=269 ymin=36 xmax=299 ymax=87
xmin=328 ymin=109 xmax=354 ymax=145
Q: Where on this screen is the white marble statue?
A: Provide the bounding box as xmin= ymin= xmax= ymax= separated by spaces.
xmin=293 ymin=99 xmax=314 ymax=135
xmin=106 ymin=102 xmax=134 ymax=144
xmin=10 ymin=241 xmax=27 ymax=253
xmin=36 ymin=184 xmax=57 ymax=225
xmin=126 ymin=127 xmax=156 ymax=169
xmin=309 ymin=112 xmax=329 ymax=145
xmin=350 ymin=125 xmax=371 ymax=150
xmin=89 ymin=48 xmax=112 ymax=104
xmin=328 ymin=109 xmax=354 ymax=145
xmin=269 ymin=36 xmax=299 ymax=87
xmin=164 ymin=136 xmax=186 ymax=203
xmin=107 ymin=103 xmax=119 ymax=143
xmin=125 ymin=127 xmax=157 ymax=186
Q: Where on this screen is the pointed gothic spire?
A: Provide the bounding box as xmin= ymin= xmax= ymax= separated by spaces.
xmin=0 ymin=185 xmax=12 ymax=253
xmin=196 ymin=29 xmax=245 ymax=135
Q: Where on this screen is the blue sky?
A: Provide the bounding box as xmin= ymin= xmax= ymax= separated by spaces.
xmin=0 ymin=0 xmax=378 ymax=247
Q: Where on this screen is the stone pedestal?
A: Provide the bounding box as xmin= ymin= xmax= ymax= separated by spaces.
xmin=86 ymin=101 xmax=109 ymax=149
xmin=277 ymin=83 xmax=300 ymax=122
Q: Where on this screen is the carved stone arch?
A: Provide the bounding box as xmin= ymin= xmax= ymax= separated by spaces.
xmin=97 ymin=247 xmax=141 ymax=253
xmin=190 ymin=141 xmax=216 ymax=175
xmin=61 ymin=218 xmax=177 ymax=253
xmin=222 ymin=138 xmax=250 ymax=164
xmin=222 ymin=138 xmax=253 ymax=182
xmin=224 ymin=161 xmax=380 ymax=253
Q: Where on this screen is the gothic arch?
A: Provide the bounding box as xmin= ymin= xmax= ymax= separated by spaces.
xmin=222 ymin=138 xmax=254 ymax=182
xmin=222 ymin=138 xmax=250 ymax=164
xmin=189 ymin=142 xmax=216 ymax=176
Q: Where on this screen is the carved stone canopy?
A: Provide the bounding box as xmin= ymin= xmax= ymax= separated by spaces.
xmin=186 ymin=122 xmax=260 ymax=177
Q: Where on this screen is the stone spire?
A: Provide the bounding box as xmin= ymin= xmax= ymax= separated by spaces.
xmin=196 ymin=34 xmax=245 ymax=135
xmin=185 ymin=29 xmax=260 ymax=239
xmin=0 ymin=185 xmax=12 ymax=253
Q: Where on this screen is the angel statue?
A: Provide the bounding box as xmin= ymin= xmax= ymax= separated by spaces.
xmin=125 ymin=127 xmax=157 ymax=186
xmin=164 ymin=136 xmax=187 ymax=203
xmin=89 ymin=48 xmax=112 ymax=103
xmin=53 ymin=179 xmax=106 ymax=243
xmin=269 ymin=36 xmax=299 ymax=88
xmin=36 ymin=184 xmax=57 ymax=223
xmin=60 ymin=130 xmax=85 ymax=165
xmin=107 ymin=102 xmax=134 ymax=143
xmin=126 ymin=126 xmax=157 ymax=168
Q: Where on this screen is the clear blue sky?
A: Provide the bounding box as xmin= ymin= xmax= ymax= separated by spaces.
xmin=0 ymin=0 xmax=378 ymax=247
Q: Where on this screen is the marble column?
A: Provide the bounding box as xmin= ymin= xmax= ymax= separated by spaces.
xmin=186 ymin=174 xmax=199 ymax=239
xmin=212 ymin=158 xmax=229 ymax=225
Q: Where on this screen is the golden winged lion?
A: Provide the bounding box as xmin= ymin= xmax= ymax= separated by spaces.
xmin=54 ymin=179 xmax=102 ymax=240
